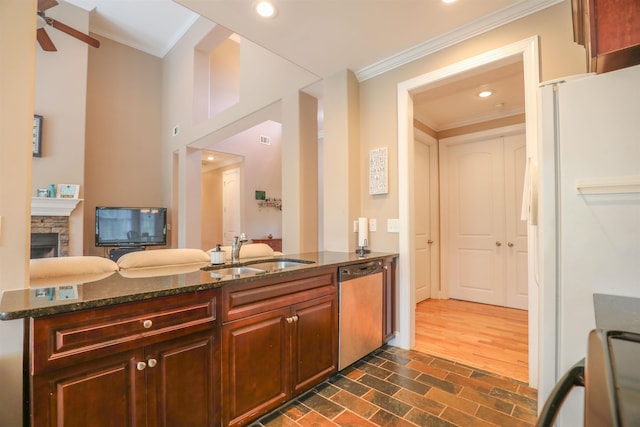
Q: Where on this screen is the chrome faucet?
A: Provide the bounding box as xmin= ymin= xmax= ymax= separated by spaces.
xmin=231 ymin=233 xmax=247 ymax=263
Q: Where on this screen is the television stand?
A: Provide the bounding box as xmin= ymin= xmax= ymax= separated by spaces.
xmin=109 ymin=246 xmax=145 ymax=262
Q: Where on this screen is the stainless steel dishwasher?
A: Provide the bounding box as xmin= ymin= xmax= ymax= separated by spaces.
xmin=338 ymin=260 xmax=384 ymax=370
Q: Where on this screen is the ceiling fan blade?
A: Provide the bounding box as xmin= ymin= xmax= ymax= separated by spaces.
xmin=37 ymin=0 xmax=58 ymax=12
xmin=49 ymin=18 xmax=100 ymax=48
xmin=37 ymin=28 xmax=57 ymax=52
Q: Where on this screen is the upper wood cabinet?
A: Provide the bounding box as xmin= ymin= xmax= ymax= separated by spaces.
xmin=572 ymin=0 xmax=640 ymax=73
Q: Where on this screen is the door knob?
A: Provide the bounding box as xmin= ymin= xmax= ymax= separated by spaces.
xmin=495 ymin=241 xmax=502 ymax=247
xmin=428 ymin=240 xmax=433 ymax=244
xmin=508 ymin=242 xmax=514 ymax=247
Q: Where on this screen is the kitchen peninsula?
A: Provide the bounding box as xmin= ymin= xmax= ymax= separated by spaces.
xmin=1 ymin=251 xmax=397 ymax=427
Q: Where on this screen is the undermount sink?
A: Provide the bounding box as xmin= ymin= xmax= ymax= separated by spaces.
xmin=209 ymin=266 xmax=266 ymax=279
xmin=246 ymin=259 xmax=314 ymax=273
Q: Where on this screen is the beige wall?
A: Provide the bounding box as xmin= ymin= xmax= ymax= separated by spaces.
xmin=33 ymin=2 xmax=90 ymax=256
xmin=161 ymin=19 xmax=319 ymax=250
xmin=358 ymin=0 xmax=585 ymax=253
xmin=0 ymin=2 xmax=35 ymax=424
xmin=83 ymin=36 xmax=164 ymax=256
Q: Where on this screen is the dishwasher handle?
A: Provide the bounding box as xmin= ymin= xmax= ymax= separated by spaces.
xmin=339 ymin=261 xmax=383 ymax=282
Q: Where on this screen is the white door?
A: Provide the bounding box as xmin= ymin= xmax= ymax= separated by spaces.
xmin=414 ymin=130 xmax=439 ymax=302
xmin=504 ymin=134 xmax=528 ymax=309
xmin=222 ymin=168 xmax=241 ymax=246
xmin=441 ymin=125 xmax=527 ymax=308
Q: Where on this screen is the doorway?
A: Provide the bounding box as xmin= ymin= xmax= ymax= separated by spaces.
xmin=397 ymin=37 xmax=540 ymax=386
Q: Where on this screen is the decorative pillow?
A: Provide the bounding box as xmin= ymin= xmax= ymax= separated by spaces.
xmin=30 ymin=256 xmax=119 ymax=287
xmin=207 ymin=243 xmax=275 ymax=261
xmin=117 ymin=248 xmax=210 ymax=270
xmin=118 ymin=262 xmax=209 ymax=278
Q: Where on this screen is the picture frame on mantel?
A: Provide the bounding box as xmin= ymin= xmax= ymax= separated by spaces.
xmin=57 ymin=184 xmax=79 ymax=199
xmin=33 ymin=114 xmax=43 ymax=157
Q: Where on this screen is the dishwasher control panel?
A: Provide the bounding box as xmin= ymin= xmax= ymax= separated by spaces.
xmin=338 ymin=260 xmax=383 ymax=282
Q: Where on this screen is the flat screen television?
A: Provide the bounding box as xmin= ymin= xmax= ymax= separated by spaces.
xmin=95 ymin=207 xmax=167 ymax=247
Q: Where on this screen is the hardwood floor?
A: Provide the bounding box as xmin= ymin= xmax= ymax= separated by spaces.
xmin=413 ymin=299 xmax=529 ymax=383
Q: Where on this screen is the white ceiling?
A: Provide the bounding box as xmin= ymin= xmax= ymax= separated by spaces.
xmin=57 ymin=0 xmax=560 ymax=132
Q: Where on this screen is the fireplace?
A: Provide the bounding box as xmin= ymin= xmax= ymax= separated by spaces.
xmin=31 ymin=233 xmax=59 ymax=259
xmin=31 ymin=216 xmax=69 ymax=258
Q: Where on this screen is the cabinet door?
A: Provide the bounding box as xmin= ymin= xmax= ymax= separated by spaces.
xmin=383 ymin=257 xmax=397 ymax=343
xmin=146 ymin=330 xmax=219 ymax=427
xmin=31 ymin=350 xmax=145 ymax=427
xmin=222 ymin=307 xmax=290 ymax=427
xmin=291 ymin=294 xmax=337 ymax=394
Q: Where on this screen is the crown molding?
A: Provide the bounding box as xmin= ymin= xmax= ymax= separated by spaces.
xmin=355 ymin=0 xmax=562 ymax=82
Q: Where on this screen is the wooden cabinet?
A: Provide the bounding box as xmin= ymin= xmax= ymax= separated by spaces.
xmin=572 ymin=0 xmax=640 ymax=73
xmin=26 ymin=290 xmax=220 ymax=427
xmin=221 ymin=268 xmax=338 ymax=427
xmin=382 ymin=256 xmax=397 ymax=343
xmin=251 ymin=238 xmax=282 ymax=252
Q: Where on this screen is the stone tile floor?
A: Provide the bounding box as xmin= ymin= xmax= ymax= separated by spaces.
xmin=253 ymin=345 xmax=538 ymax=426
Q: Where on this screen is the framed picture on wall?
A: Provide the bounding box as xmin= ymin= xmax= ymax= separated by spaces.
xmin=33 ymin=115 xmax=43 ymax=157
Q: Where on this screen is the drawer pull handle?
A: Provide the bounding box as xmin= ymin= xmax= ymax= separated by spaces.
xmin=147 ymin=358 xmax=157 ymax=368
xmin=136 ymin=361 xmax=147 ymax=371
xmin=142 ymin=319 xmax=153 ymax=329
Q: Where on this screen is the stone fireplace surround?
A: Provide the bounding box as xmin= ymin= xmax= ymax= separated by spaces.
xmin=31 ymin=217 xmax=68 ymax=257
xmin=30 ymin=197 xmax=81 ymax=258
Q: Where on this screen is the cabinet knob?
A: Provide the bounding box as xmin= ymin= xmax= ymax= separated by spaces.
xmin=136 ymin=361 xmax=147 ymax=371
xmin=495 ymin=241 xmax=502 ymax=247
xmin=285 ymin=316 xmax=294 ymax=324
xmin=292 ymin=314 xmax=299 ymax=322
xmin=508 ymin=242 xmax=514 ymax=247
xmin=147 ymin=358 xmax=157 ymax=368
xmin=142 ymin=319 xmax=153 ymax=329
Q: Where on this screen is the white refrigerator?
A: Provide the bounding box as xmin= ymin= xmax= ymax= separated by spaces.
xmin=538 ymin=64 xmax=640 ymax=426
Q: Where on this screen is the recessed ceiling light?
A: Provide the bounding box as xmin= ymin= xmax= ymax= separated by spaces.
xmin=207 ymin=155 xmax=215 ymax=161
xmin=478 ymin=89 xmax=494 ymax=98
xmin=442 ymin=0 xmax=457 ymax=3
xmin=256 ymin=1 xmax=277 ymax=18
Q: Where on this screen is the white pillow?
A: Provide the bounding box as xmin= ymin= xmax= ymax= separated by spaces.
xmin=30 ymin=256 xmax=118 ymax=286
xmin=118 ymin=262 xmax=209 ymax=278
xmin=117 ymin=248 xmax=209 ymax=270
xmin=207 ymin=243 xmax=274 ymax=261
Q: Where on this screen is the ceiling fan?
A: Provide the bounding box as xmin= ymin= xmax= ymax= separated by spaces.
xmin=36 ymin=0 xmax=100 ymax=52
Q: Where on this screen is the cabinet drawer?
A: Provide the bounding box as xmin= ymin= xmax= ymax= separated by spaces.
xmin=29 ymin=290 xmax=218 ymax=374
xmin=222 ymin=269 xmax=336 ymax=323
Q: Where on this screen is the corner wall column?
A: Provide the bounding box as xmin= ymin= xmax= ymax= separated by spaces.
xmin=322 ymin=70 xmax=360 ymax=252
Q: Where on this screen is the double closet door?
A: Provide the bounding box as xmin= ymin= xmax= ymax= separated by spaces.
xmin=440 ymin=126 xmax=528 ymax=310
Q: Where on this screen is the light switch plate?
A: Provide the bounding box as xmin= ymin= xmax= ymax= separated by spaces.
xmin=387 ymin=218 xmax=400 ymax=233
xmin=369 ymin=218 xmax=376 ymax=232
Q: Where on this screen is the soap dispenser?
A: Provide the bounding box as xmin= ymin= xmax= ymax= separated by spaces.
xmin=210 ymin=244 xmax=226 ymax=265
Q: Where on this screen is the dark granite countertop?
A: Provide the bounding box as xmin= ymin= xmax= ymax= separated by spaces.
xmin=0 ymin=251 xmax=397 ymax=320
